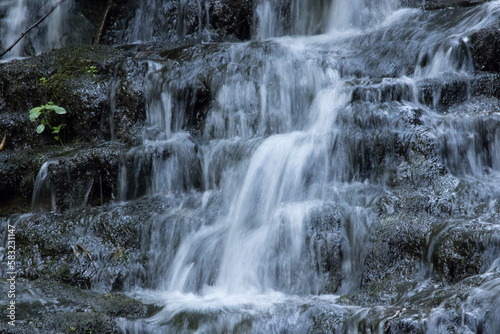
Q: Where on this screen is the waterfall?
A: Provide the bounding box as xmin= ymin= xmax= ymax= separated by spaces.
xmin=0 ymin=0 xmax=95 ymax=59
xmin=124 ymin=0 xmax=211 ymax=44
xmin=112 ymin=1 xmax=500 ymax=330
xmin=5 ymin=0 xmax=500 ymax=332
xmin=254 ymin=0 xmax=399 ymax=39
xmin=328 ymin=0 xmax=398 ymax=32
xmin=1 ymin=0 xmax=27 ymax=58
xmin=112 ymin=4 xmax=404 ymax=332
xmin=167 ymin=67 xmax=350 ymax=295
xmin=31 ymin=160 xmax=59 ymax=212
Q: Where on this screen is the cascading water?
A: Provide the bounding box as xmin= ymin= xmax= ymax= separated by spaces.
xmin=5 ymin=0 xmax=500 ymax=332
xmin=0 ymin=0 xmax=96 ymax=60
xmin=114 ymin=1 xmax=500 ymax=332
xmin=31 ymin=160 xmax=59 ymax=212
xmin=254 ymin=0 xmax=398 ymax=39
xmin=1 ymin=0 xmax=28 ymax=58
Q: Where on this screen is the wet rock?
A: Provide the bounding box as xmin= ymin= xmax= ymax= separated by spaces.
xmin=0 ymin=278 xmax=160 ymax=334
xmin=0 ymin=144 xmax=129 ymax=215
xmin=32 ymin=145 xmax=126 ymax=212
xmin=119 ymin=143 xmax=204 ymax=200
xmin=362 ymin=214 xmax=432 ymax=291
xmin=210 ymin=0 xmax=253 ymax=40
xmin=472 ymin=72 xmax=500 ymax=97
xmin=351 ymin=74 xmax=474 ymax=110
xmin=101 ymin=0 xmax=254 ymax=45
xmin=6 ymin=197 xmax=171 ymax=289
xmin=430 ymin=217 xmax=500 ymax=283
xmin=351 ymin=78 xmax=416 ymax=104
xmin=402 ymin=0 xmax=487 ymax=10
xmin=0 ymin=45 xmax=146 ymax=147
xmin=0 ymin=45 xmax=149 ymax=209
xmin=469 ymin=28 xmax=500 ymax=72
xmin=308 ymin=204 xmax=346 ymax=293
xmin=345 ymin=271 xmax=500 ymax=333
xmin=0 ymin=147 xmax=52 ymax=216
xmin=417 ymin=74 xmax=471 ymax=109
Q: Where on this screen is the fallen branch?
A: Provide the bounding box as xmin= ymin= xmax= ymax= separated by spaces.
xmin=0 ymin=0 xmax=68 ymax=58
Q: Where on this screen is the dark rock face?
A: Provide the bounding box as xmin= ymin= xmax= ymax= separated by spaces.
xmin=402 ymin=0 xmax=487 ymax=10
xmin=0 ymin=45 xmax=147 ymax=212
xmin=470 ymin=28 xmax=500 ymax=72
xmin=101 ymin=0 xmax=253 ymax=45
xmin=472 ymin=72 xmax=500 ymax=97
xmin=31 ymin=146 xmax=125 ymax=212
xmin=210 ymin=0 xmax=253 ymax=40
xmin=0 ymin=45 xmax=146 ymax=146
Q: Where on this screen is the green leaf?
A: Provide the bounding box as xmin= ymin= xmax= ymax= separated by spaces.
xmin=52 ymin=124 xmax=64 ymax=134
xmin=36 ymin=124 xmax=45 ymax=134
xmin=54 ymin=136 xmax=60 ymax=141
xmin=44 ymin=104 xmax=66 ymax=114
xmin=29 ymin=108 xmax=42 ymax=121
xmin=54 ymin=106 xmax=67 ymax=114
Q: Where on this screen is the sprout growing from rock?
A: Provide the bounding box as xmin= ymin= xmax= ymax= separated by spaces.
xmin=29 ymin=102 xmax=67 ymax=142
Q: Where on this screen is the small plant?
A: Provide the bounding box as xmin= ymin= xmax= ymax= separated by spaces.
xmin=39 ymin=77 xmax=47 ymax=87
xmin=29 ymin=102 xmax=66 ymax=142
xmin=88 ymin=65 xmax=97 ymax=77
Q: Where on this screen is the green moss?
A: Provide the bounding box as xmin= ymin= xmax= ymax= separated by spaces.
xmin=35 ymin=45 xmax=123 ymax=106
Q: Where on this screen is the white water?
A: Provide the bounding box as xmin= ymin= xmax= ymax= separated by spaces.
xmin=115 ymin=1 xmax=401 ymax=332
xmin=6 ymin=0 xmax=500 ymax=332
xmin=31 ymin=160 xmax=59 ymax=212
xmin=0 ymin=0 xmax=86 ymax=60
xmin=1 ymin=0 xmax=27 ymax=58
xmin=114 ymin=1 xmax=500 ymax=331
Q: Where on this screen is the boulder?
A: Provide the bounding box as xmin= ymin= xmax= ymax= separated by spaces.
xmin=469 ymin=28 xmax=500 ymax=72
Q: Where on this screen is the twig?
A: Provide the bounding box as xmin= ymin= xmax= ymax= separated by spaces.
xmin=0 ymin=134 xmax=6 ymax=151
xmin=77 ymin=243 xmax=98 ymax=273
xmin=384 ymin=308 xmax=405 ymax=330
xmin=94 ymin=0 xmax=114 ymax=45
xmin=0 ymin=0 xmax=68 ymax=58
xmin=71 ymin=245 xmax=81 ymax=263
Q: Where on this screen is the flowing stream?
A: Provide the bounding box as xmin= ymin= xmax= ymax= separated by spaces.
xmin=4 ymin=0 xmax=500 ymax=332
